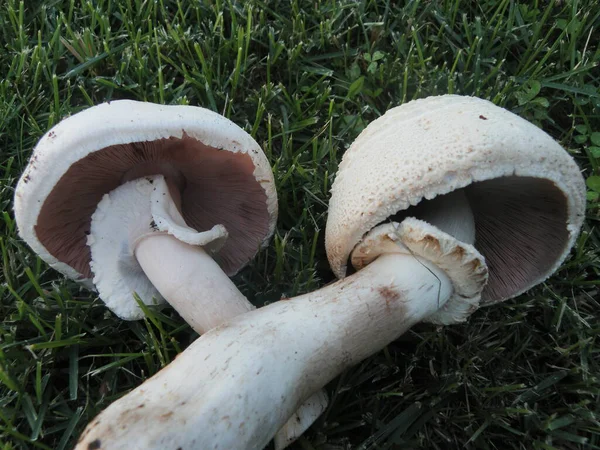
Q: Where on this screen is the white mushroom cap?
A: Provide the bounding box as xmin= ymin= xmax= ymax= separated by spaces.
xmin=326 ymin=95 xmax=586 ymax=304
xmin=13 ymin=100 xmax=277 ymax=284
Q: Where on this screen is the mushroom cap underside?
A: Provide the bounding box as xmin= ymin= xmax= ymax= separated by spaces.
xmin=326 ymin=95 xmax=586 ymax=304
xmin=14 ymin=100 xmax=278 ymax=282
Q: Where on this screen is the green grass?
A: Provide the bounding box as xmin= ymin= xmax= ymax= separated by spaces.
xmin=0 ymin=0 xmax=599 ymax=448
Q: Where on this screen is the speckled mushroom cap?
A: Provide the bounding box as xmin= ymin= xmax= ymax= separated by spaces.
xmin=14 ymin=100 xmax=278 ymax=284
xmin=326 ymin=95 xmax=586 ymax=305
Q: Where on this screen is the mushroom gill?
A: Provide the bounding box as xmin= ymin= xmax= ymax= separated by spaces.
xmin=389 ymin=176 xmax=569 ymax=303
xmin=35 ymin=136 xmax=269 ymax=278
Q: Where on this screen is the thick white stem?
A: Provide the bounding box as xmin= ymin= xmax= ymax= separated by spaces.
xmin=135 ymin=233 xmax=252 ymax=332
xmin=75 ymin=252 xmax=452 ymax=450
xmin=135 ymin=234 xmax=328 ymax=446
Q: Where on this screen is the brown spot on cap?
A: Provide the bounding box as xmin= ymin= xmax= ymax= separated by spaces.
xmin=88 ymin=440 xmax=101 ymax=450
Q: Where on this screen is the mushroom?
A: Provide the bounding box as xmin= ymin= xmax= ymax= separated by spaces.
xmin=72 ymin=95 xmax=586 ymax=450
xmin=327 ymin=94 xmax=586 ymax=308
xmin=13 ymin=100 xmax=326 ymax=448
xmin=14 ymin=100 xmax=277 ymax=326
